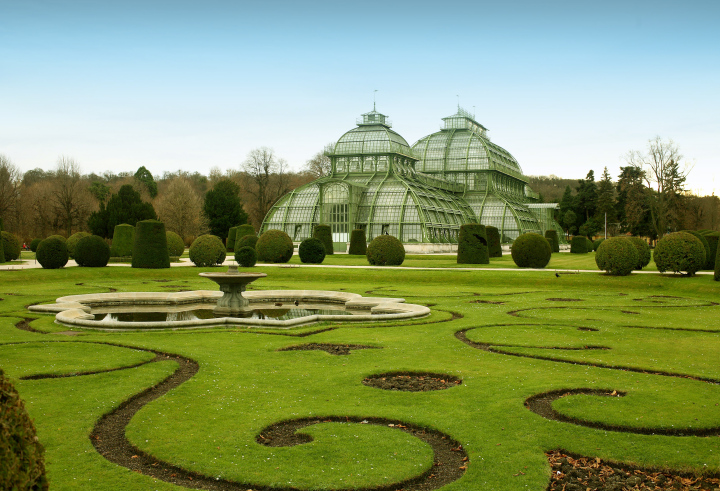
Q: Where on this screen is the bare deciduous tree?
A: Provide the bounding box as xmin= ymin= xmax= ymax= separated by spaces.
xmin=240 ymin=147 xmax=291 ymax=227
xmin=155 ymin=177 xmax=208 ymax=241
xmin=304 ymin=143 xmax=334 ymax=178
xmin=0 ymin=154 xmax=21 ymax=226
xmin=52 ymin=156 xmax=94 ymax=236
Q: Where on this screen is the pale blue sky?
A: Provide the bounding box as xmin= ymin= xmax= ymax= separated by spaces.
xmin=1 ymin=0 xmax=718 ymax=194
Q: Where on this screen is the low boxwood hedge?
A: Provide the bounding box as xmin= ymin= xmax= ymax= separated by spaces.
xmin=366 ymin=235 xmax=405 ymax=266
xmin=74 ymin=235 xmax=110 ymax=267
xmin=348 ymin=229 xmax=367 ymax=255
xmin=189 ymin=234 xmax=226 ymax=267
xmin=457 ymin=223 xmax=489 ymax=264
xmin=595 ymin=237 xmax=638 ymax=276
xmin=256 ymin=229 xmax=294 ymax=263
xmin=654 ymin=231 xmax=705 ymax=275
xmin=511 ymin=233 xmax=552 ymax=268
xmin=234 ymin=246 xmax=257 ymax=268
xmin=36 ymin=237 xmax=68 ymax=269
xmin=313 ymin=224 xmax=334 ymax=255
xmin=298 ymin=237 xmax=326 ymax=264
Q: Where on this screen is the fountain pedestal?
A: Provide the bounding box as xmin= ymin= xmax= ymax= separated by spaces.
xmin=199 ymin=266 xmax=266 ymax=316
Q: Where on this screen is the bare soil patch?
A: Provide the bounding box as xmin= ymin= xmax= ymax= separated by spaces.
xmin=363 ymin=372 xmax=462 ymax=392
xmin=279 ymin=343 xmax=380 ymax=356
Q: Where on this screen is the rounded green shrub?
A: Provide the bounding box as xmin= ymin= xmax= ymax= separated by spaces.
xmin=237 ymin=234 xmax=258 ymax=250
xmin=627 ymin=236 xmax=651 ymax=270
xmin=29 ymin=238 xmax=41 ymax=252
xmin=132 ymin=220 xmax=170 ymax=269
xmin=487 ymin=226 xmax=503 ymax=257
xmin=235 ymin=224 xmax=255 ymax=241
xmin=570 ymin=236 xmax=588 ymax=254
xmin=110 ymin=224 xmax=135 ymax=257
xmin=595 ymin=237 xmax=639 ymax=276
xmin=348 ymin=229 xmax=367 ymax=255
xmin=457 ymin=224 xmax=489 ymax=264
xmin=682 ymin=230 xmax=711 ymax=269
xmin=1 ymin=231 xmax=22 ymax=261
xmin=189 ymin=234 xmax=226 ymax=267
xmin=592 ymin=238 xmax=605 ymax=251
xmin=704 ymin=232 xmax=719 ymax=271
xmin=226 ymin=226 xmax=238 ymax=252
xmin=511 ymin=232 xmax=552 ymax=268
xmin=256 ymin=229 xmax=294 ymax=263
xmin=585 ymin=237 xmax=593 ymax=251
xmin=366 ymin=235 xmax=405 ymax=266
xmin=45 ymin=234 xmax=66 ymax=243
xmin=66 ymin=232 xmax=91 ymax=259
xmin=544 ymin=230 xmax=560 ymax=253
xmin=0 ymin=368 xmax=49 ymax=491
xmin=299 ymin=237 xmax=326 ymax=264
xmin=654 ymin=231 xmax=705 ymax=275
xmin=234 ymin=246 xmax=257 ymax=268
xmin=36 ymin=237 xmax=68 ymax=269
xmin=166 ymin=231 xmax=185 ymax=257
xmin=74 ymin=235 xmax=110 ymax=267
xmin=313 ymin=224 xmax=334 ymax=255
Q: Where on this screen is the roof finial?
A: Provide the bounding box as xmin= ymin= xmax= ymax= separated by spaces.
xmin=374 ymin=89 xmax=378 ymax=111
xmin=457 ymin=94 xmax=460 ymax=111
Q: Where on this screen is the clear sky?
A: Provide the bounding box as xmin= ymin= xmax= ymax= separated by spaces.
xmin=1 ymin=0 xmax=718 ymax=194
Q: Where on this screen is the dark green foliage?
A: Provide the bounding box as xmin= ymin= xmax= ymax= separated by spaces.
xmin=189 ymin=234 xmax=226 ymax=267
xmin=256 ymin=230 xmax=294 ymax=263
xmin=36 ymin=237 xmax=69 ymax=269
xmin=715 ymin=238 xmax=720 ymax=281
xmin=0 ymin=368 xmax=49 ymax=491
xmin=627 ymin=236 xmax=651 ymax=270
xmin=110 ymin=224 xmax=135 ymax=257
xmin=592 ymin=238 xmax=605 ymax=251
xmin=570 ymin=236 xmax=588 ymax=254
xmin=682 ymin=230 xmax=711 ymax=269
xmin=585 ymin=237 xmax=593 ymax=251
xmin=0 ymin=228 xmax=4 ymax=264
xmin=88 ymin=185 xmax=157 ymax=238
xmin=348 ymin=229 xmax=367 ymax=255
xmin=704 ymin=232 xmax=719 ymax=271
xmin=510 ymin=233 xmax=552 ymax=268
xmin=654 ymin=231 xmax=705 ymax=275
xmin=236 ymin=234 xmax=258 ymax=250
xmin=74 ymin=235 xmax=110 ymax=267
xmin=299 ymin=237 xmax=326 ymax=264
xmin=134 ymin=166 xmax=158 ymax=198
xmin=46 ymin=234 xmax=66 ymax=243
xmin=595 ymin=237 xmax=638 ymax=276
xmin=487 ymin=226 xmax=503 ymax=257
xmin=166 ymin=231 xmax=185 ymax=257
xmin=544 ymin=230 xmax=559 ymax=253
xmin=226 ymin=226 xmax=238 ymax=252
xmin=29 ymin=238 xmax=41 ymax=253
xmin=366 ymin=235 xmax=405 ymax=266
xmin=234 ymin=246 xmax=257 ymax=268
xmin=66 ymin=232 xmax=91 ymax=259
xmin=132 ymin=220 xmax=170 ymax=269
xmin=1 ymin=231 xmax=21 ymax=261
xmin=235 ymin=224 xmax=256 ymax=241
xmin=457 ymin=224 xmax=489 ymax=264
xmin=203 ymin=179 xmax=248 ymax=240
xmin=313 ymin=224 xmax=334 ymax=255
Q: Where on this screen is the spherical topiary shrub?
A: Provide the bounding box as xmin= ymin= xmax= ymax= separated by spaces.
xmin=592 ymin=238 xmax=605 ymax=252
xmin=0 ymin=368 xmax=49 ymax=491
xmin=30 ymin=238 xmax=41 ymax=253
xmin=366 ymin=235 xmax=405 ymax=266
xmin=132 ymin=220 xmax=170 ymax=269
xmin=45 ymin=234 xmax=66 ymax=243
xmin=256 ymin=229 xmax=294 ymax=263
xmin=682 ymin=230 xmax=711 ymax=269
xmin=595 ymin=237 xmax=639 ymax=276
xmin=487 ymin=226 xmax=503 ymax=257
xmin=36 ymin=237 xmax=68 ymax=269
xmin=544 ymin=230 xmax=560 ymax=253
xmin=66 ymin=232 xmax=91 ymax=259
xmin=226 ymin=226 xmax=238 ymax=252
xmin=189 ymin=234 xmax=226 ymax=267
xmin=704 ymin=232 xmax=719 ymax=271
xmin=585 ymin=237 xmax=593 ymax=251
xmin=166 ymin=231 xmax=185 ymax=257
xmin=235 ymin=224 xmax=255 ymax=241
xmin=654 ymin=232 xmax=706 ymax=275
xmin=511 ymin=232 xmax=552 ymax=268
xmin=237 ymin=234 xmax=259 ymax=250
xmin=348 ymin=229 xmax=367 ymax=255
xmin=73 ymin=235 xmax=110 ymax=267
xmin=1 ymin=231 xmax=22 ymax=261
xmin=570 ymin=236 xmax=588 ymax=254
xmin=298 ymin=237 xmax=326 ymax=264
xmin=234 ymin=246 xmax=257 ymax=268
xmin=110 ymin=224 xmax=135 ymax=257
xmin=457 ymin=224 xmax=489 ymax=264
xmin=313 ymin=224 xmax=334 ymax=255
xmin=626 ymin=236 xmax=651 ymax=270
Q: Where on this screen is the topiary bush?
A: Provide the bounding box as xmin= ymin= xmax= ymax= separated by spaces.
xmin=592 ymin=238 xmax=605 ymax=251
xmin=29 ymin=238 xmax=41 ymax=253
xmin=226 ymin=226 xmax=238 ymax=252
xmin=189 ymin=234 xmax=226 ymax=267
xmin=487 ymin=226 xmax=503 ymax=257
xmin=511 ymin=232 xmax=552 ymax=268
xmin=348 ymin=229 xmax=367 ymax=255
xmin=36 ymin=237 xmax=68 ymax=269
xmin=313 ymin=224 xmax=334 ymax=255
xmin=1 ymin=231 xmax=21 ymax=261
xmin=366 ymin=235 xmax=405 ymax=266
xmin=595 ymin=237 xmax=639 ymax=276
xmin=66 ymin=232 xmax=91 ymax=259
xmin=234 ymin=246 xmax=257 ymax=268
xmin=570 ymin=236 xmax=588 ymax=254
xmin=74 ymin=235 xmax=110 ymax=267
xmin=132 ymin=220 xmax=170 ymax=269
xmin=235 ymin=224 xmax=255 ymax=241
xmin=256 ymin=229 xmax=294 ymax=263
xmin=627 ymin=236 xmax=651 ymax=270
xmin=298 ymin=237 xmax=326 ymax=264
xmin=237 ymin=234 xmax=259 ymax=250
xmin=544 ymin=230 xmax=559 ymax=253
xmin=45 ymin=234 xmax=66 ymax=243
xmin=166 ymin=231 xmax=185 ymax=257
xmin=585 ymin=237 xmax=593 ymax=252
xmin=457 ymin=224 xmax=489 ymax=264
xmin=110 ymin=224 xmax=135 ymax=257
xmin=0 ymin=368 xmax=49 ymax=491
xmin=704 ymin=232 xmax=719 ymax=271
xmin=654 ymin=231 xmax=706 ymax=275
xmin=682 ymin=230 xmax=711 ymax=269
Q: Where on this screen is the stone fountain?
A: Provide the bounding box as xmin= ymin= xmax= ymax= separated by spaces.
xmin=198 ymin=265 xmax=267 ymax=316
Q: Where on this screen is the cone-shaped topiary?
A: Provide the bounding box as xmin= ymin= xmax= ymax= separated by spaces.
xmin=74 ymin=235 xmax=110 ymax=267
xmin=704 ymin=232 xmax=719 ymax=271
xmin=0 ymin=368 xmax=49 ymax=491
xmin=570 ymin=236 xmax=588 ymax=254
xmin=366 ymin=235 xmax=405 ymax=266
xmin=132 ymin=220 xmax=170 ymax=268
xmin=29 ymin=238 xmax=41 ymax=253
xmin=348 ymin=229 xmax=367 ymax=255
xmin=511 ymin=232 xmax=552 ymax=268
xmin=256 ymin=229 xmax=294 ymax=263
xmin=487 ymin=226 xmax=503 ymax=257
xmin=36 ymin=237 xmax=68 ymax=269
xmin=592 ymin=238 xmax=605 ymax=251
xmin=237 ymin=234 xmax=258 ymax=250
xmin=544 ymin=230 xmax=560 ymax=253
xmin=110 ymin=224 xmax=135 ymax=257
xmin=189 ymin=234 xmax=226 ymax=267
xmin=595 ymin=237 xmax=639 ymax=276
xmin=299 ymin=237 xmax=326 ymax=264
xmin=226 ymin=226 xmax=238 ymax=252
xmin=457 ymin=224 xmax=489 ymax=264
xmin=234 ymin=246 xmax=257 ymax=268
xmin=166 ymin=231 xmax=185 ymax=257
xmin=66 ymin=232 xmax=91 ymax=259
xmin=313 ymin=224 xmax=334 ymax=255
xmin=627 ymin=237 xmax=651 ymax=270
xmin=682 ymin=230 xmax=711 ymax=269
xmin=1 ymin=231 xmax=21 ymax=261
xmin=654 ymin=231 xmax=705 ymax=275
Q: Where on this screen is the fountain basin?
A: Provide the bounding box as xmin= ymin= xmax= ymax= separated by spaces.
xmin=198 ymin=271 xmax=266 ymax=315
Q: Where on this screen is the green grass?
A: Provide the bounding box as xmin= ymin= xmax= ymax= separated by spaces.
xmin=1 ymin=264 xmax=719 ymax=490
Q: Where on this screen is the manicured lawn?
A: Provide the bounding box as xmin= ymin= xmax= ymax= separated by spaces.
xmin=1 ymin=264 xmax=718 ymax=490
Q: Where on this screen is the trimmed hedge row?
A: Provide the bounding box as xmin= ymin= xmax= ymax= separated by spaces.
xmin=313 ymin=224 xmax=334 ymax=255
xmin=510 ymin=233 xmax=551 ymax=268
xmin=299 ymin=237 xmax=326 ymax=264
xmin=36 ymin=237 xmax=68 ymax=269
xmin=457 ymin=224 xmax=489 ymax=264
xmin=595 ymin=237 xmax=638 ymax=276
xmin=654 ymin=231 xmax=705 ymax=275
xmin=256 ymin=229 xmax=294 ymax=263
xmin=132 ymin=220 xmax=170 ymax=269
xmin=74 ymin=235 xmax=110 ymax=267
xmin=189 ymin=234 xmax=226 ymax=267
xmin=366 ymin=235 xmax=405 ymax=266
xmin=348 ymin=229 xmax=367 ymax=255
